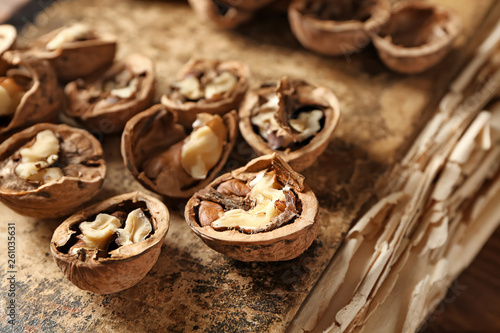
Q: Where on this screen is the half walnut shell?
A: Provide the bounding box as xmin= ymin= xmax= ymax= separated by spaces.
xmin=0 ymin=123 xmax=106 ymax=218
xmin=27 ymin=23 xmax=117 ymax=82
xmin=239 ymin=77 xmax=340 ymax=171
xmin=288 ymin=0 xmax=390 ymax=56
xmin=50 ymin=191 xmax=170 ymax=294
xmin=0 ymin=52 xmax=62 ymax=142
xmin=64 ymin=54 xmax=155 ymax=134
xmin=161 ymin=58 xmax=249 ymax=127
xmin=187 ymin=0 xmax=254 ymax=29
xmin=371 ymin=2 xmax=462 ymax=74
xmin=185 ymin=153 xmax=319 ymax=262
xmin=121 ymin=104 xmax=238 ymax=198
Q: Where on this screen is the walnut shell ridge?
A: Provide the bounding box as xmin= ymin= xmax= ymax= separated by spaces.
xmin=50 ymin=191 xmax=170 ymax=294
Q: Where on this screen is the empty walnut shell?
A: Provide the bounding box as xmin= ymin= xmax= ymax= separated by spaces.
xmin=239 ymin=77 xmax=340 ymax=171
xmin=50 ymin=191 xmax=170 ymax=294
xmin=185 ymin=153 xmax=319 ymax=262
xmin=0 ymin=52 xmax=62 ymax=142
xmin=188 ymin=0 xmax=254 ymax=29
xmin=288 ymin=0 xmax=390 ymax=56
xmin=28 ymin=24 xmax=117 ymax=82
xmin=161 ymin=59 xmax=249 ymax=127
xmin=64 ymin=54 xmax=155 ymax=134
xmin=0 ymin=123 xmax=106 ymax=218
xmin=371 ymin=2 xmax=462 ymax=74
xmin=121 ymin=104 xmax=238 ymax=198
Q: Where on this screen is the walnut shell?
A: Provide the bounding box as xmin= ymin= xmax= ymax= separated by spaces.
xmin=0 ymin=52 xmax=62 ymax=142
xmin=0 ymin=123 xmax=106 ymax=218
xmin=50 ymin=191 xmax=170 ymax=294
xmin=185 ymin=153 xmax=319 ymax=262
xmin=64 ymin=54 xmax=155 ymax=134
xmin=28 ymin=24 xmax=116 ymax=82
xmin=371 ymin=2 xmax=462 ymax=74
xmin=239 ymin=77 xmax=340 ymax=171
xmin=288 ymin=0 xmax=390 ymax=56
xmin=187 ymin=0 xmax=254 ymax=29
xmin=161 ymin=59 xmax=249 ymax=127
xmin=121 ymin=104 xmax=238 ymax=198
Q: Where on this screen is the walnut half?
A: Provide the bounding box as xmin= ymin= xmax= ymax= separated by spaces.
xmin=50 ymin=192 xmax=169 ymax=294
xmin=185 ymin=153 xmax=319 ymax=262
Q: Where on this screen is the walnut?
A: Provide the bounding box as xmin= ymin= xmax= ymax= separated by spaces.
xmin=187 ymin=0 xmax=254 ymax=29
xmin=27 ymin=23 xmax=117 ymax=82
xmin=371 ymin=2 xmax=463 ymax=74
xmin=0 ymin=52 xmax=62 ymax=142
xmin=161 ymin=58 xmax=249 ymax=127
xmin=64 ymin=54 xmax=155 ymax=134
xmin=50 ymin=191 xmax=169 ymax=294
xmin=185 ymin=153 xmax=319 ymax=262
xmin=239 ymin=77 xmax=340 ymax=171
xmin=288 ymin=0 xmax=390 ymax=56
xmin=0 ymin=123 xmax=106 ymax=218
xmin=121 ymin=104 xmax=238 ymax=198
xmin=0 ymin=24 xmax=16 ymax=68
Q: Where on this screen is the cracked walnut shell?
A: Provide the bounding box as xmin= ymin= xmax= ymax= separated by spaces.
xmin=371 ymin=2 xmax=462 ymax=74
xmin=121 ymin=104 xmax=238 ymax=198
xmin=161 ymin=58 xmax=249 ymax=127
xmin=187 ymin=0 xmax=254 ymax=29
xmin=28 ymin=23 xmax=117 ymax=82
xmin=185 ymin=153 xmax=319 ymax=262
xmin=64 ymin=53 xmax=155 ymax=134
xmin=239 ymin=77 xmax=340 ymax=171
xmin=50 ymin=191 xmax=169 ymax=294
xmin=0 ymin=52 xmax=62 ymax=142
xmin=0 ymin=123 xmax=106 ymax=218
xmin=288 ymin=0 xmax=390 ymax=56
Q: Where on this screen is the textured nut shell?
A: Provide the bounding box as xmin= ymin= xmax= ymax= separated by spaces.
xmin=50 ymin=191 xmax=170 ymax=294
xmin=185 ymin=153 xmax=319 ymax=262
xmin=0 ymin=52 xmax=62 ymax=142
xmin=121 ymin=104 xmax=238 ymax=198
xmin=64 ymin=54 xmax=155 ymax=134
xmin=218 ymin=0 xmax=275 ymax=11
xmin=0 ymin=123 xmax=106 ymax=218
xmin=288 ymin=0 xmax=390 ymax=56
xmin=239 ymin=79 xmax=340 ymax=171
xmin=371 ymin=2 xmax=463 ymax=74
xmin=28 ymin=26 xmax=116 ymax=82
xmin=161 ymin=59 xmax=249 ymax=127
xmin=187 ymin=0 xmax=254 ymax=29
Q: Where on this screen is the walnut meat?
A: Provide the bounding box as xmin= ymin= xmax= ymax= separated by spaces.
xmin=27 ymin=23 xmax=117 ymax=82
xmin=185 ymin=153 xmax=319 ymax=262
xmin=239 ymin=77 xmax=340 ymax=171
xmin=161 ymin=59 xmax=249 ymax=126
xmin=121 ymin=104 xmax=238 ymax=198
xmin=0 ymin=52 xmax=62 ymax=142
xmin=64 ymin=54 xmax=155 ymax=134
xmin=0 ymin=123 xmax=106 ymax=218
xmin=371 ymin=2 xmax=462 ymax=74
xmin=288 ymin=0 xmax=390 ymax=56
xmin=50 ymin=191 xmax=170 ymax=294
xmin=0 ymin=25 xmax=16 ymax=60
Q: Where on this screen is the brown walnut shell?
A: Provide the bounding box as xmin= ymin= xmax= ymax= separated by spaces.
xmin=185 ymin=153 xmax=319 ymax=262
xmin=0 ymin=123 xmax=106 ymax=218
xmin=50 ymin=191 xmax=170 ymax=294
xmin=121 ymin=104 xmax=238 ymax=198
xmin=161 ymin=59 xmax=249 ymax=127
xmin=239 ymin=77 xmax=340 ymax=171
xmin=288 ymin=0 xmax=390 ymax=56
xmin=187 ymin=0 xmax=254 ymax=29
xmin=64 ymin=54 xmax=155 ymax=134
xmin=28 ymin=24 xmax=116 ymax=82
xmin=371 ymin=2 xmax=462 ymax=74
xmin=0 ymin=52 xmax=62 ymax=142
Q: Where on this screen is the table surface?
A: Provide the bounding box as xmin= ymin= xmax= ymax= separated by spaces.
xmin=1 ymin=1 xmax=499 ymax=332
